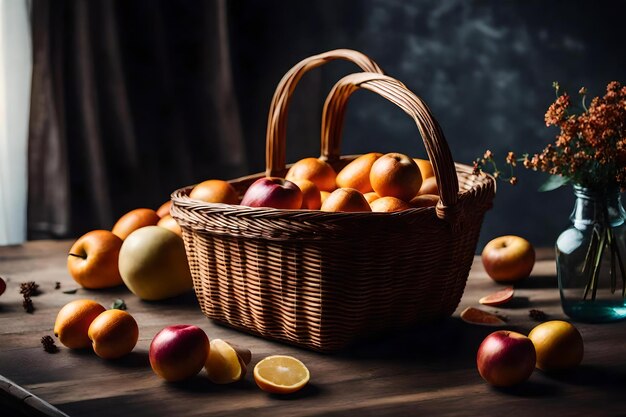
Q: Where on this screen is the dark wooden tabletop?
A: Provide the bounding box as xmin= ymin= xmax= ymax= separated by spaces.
xmin=1 ymin=240 xmax=625 ymax=417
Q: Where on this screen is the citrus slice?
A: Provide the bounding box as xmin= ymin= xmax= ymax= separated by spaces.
xmin=479 ymin=287 xmax=514 ymax=306
xmin=253 ymin=355 xmax=310 ymax=394
xmin=460 ymin=307 xmax=506 ymax=326
xmin=205 ymin=339 xmax=245 ymax=384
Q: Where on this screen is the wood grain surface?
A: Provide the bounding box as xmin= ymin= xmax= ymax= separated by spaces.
xmin=1 ymin=241 xmax=625 ymax=417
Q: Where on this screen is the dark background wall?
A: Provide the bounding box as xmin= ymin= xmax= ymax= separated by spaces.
xmin=37 ymin=0 xmax=626 ymax=250
xmin=224 ymin=0 xmax=626 ymax=250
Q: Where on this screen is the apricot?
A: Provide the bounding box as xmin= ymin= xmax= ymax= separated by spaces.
xmin=88 ymin=309 xmax=139 ymax=359
xmin=157 ymin=215 xmax=182 ymax=237
xmin=54 ymin=300 xmax=107 ymax=349
xmin=409 ymin=194 xmax=439 ymax=208
xmin=413 ymin=158 xmax=434 ymax=181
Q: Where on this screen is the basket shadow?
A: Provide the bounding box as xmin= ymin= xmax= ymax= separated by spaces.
xmin=141 ymin=290 xmax=200 ymax=309
xmin=335 ymin=317 xmax=527 ymax=366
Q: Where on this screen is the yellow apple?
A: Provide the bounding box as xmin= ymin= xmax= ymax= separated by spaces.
xmin=118 ymin=226 xmax=193 ymax=300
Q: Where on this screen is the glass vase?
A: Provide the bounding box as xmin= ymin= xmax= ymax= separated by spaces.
xmin=556 ymin=185 xmax=626 ymax=322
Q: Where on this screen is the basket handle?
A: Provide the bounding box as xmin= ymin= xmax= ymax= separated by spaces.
xmin=321 ymin=72 xmax=460 ymax=223
xmin=266 ymin=49 xmax=384 ymax=177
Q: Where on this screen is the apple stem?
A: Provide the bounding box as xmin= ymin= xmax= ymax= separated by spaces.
xmin=68 ymin=253 xmax=86 ymax=259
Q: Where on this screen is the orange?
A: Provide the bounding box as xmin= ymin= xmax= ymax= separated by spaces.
xmin=335 ymin=152 xmax=382 ymax=193
xmin=88 ymin=309 xmax=139 ymax=359
xmin=320 ymin=191 xmax=331 ymax=205
xmin=528 ymin=321 xmax=584 ymax=371
xmin=112 ymin=208 xmax=161 ymax=240
xmin=370 ymin=196 xmax=412 ymax=213
xmin=289 ymin=178 xmax=322 ymax=210
xmin=413 ymin=158 xmax=434 ymax=181
xmin=156 ymin=200 xmax=172 ymax=218
xmin=189 ymin=179 xmax=239 ymax=204
xmin=409 ymin=194 xmax=439 ymax=208
xmin=285 ymin=158 xmax=337 ymax=192
xmin=418 ymin=177 xmax=439 ymax=196
xmin=460 ymin=307 xmax=506 ymax=326
xmin=157 ymin=215 xmax=182 ymax=237
xmin=479 ymin=287 xmax=514 ymax=306
xmin=363 ymin=192 xmax=380 ymax=204
xmin=54 ymin=300 xmax=107 ymax=349
xmin=370 ymin=153 xmax=422 ymax=201
xmin=253 ymin=355 xmax=310 ymax=394
xmin=320 ymin=188 xmax=371 ymax=213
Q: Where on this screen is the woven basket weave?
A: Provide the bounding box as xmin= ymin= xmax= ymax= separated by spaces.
xmin=171 ymin=50 xmax=495 ymax=352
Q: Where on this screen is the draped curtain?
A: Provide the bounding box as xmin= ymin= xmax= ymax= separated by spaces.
xmin=28 ymin=0 xmax=248 ymax=238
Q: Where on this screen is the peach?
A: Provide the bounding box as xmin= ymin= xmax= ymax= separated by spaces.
xmin=189 ymin=179 xmax=238 ymax=204
xmin=285 ymin=157 xmax=337 ymax=192
xmin=370 ymin=196 xmax=412 ymax=213
xmin=112 ymin=208 xmax=161 ymax=240
xmin=289 ymin=178 xmax=322 ymax=210
xmin=370 ymin=153 xmax=422 ymax=201
xmin=320 ymin=188 xmax=371 ymax=213
xmin=335 ymin=152 xmax=382 ymax=193
xmin=88 ymin=309 xmax=139 ymax=359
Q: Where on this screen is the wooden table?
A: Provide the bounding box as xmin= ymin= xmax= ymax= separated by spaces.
xmin=1 ymin=241 xmax=625 ymax=417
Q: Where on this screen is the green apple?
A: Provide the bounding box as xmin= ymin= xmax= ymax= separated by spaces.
xmin=118 ymin=226 xmax=193 ymax=300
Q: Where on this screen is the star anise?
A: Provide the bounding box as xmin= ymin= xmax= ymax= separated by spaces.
xmin=20 ymin=281 xmax=39 ymax=297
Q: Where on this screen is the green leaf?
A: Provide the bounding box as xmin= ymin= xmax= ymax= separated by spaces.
xmin=111 ymin=299 xmax=127 ymax=310
xmin=538 ymin=175 xmax=570 ymax=192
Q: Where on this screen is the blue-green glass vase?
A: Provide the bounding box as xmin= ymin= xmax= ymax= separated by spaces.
xmin=556 ymin=185 xmax=626 ymax=322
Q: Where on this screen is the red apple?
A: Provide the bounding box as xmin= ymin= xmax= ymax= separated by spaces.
xmin=481 ymin=235 xmax=535 ymax=283
xmin=0 ymin=276 xmax=5 ymax=296
xmin=149 ymin=325 xmax=210 ymax=382
xmin=477 ymin=330 xmax=536 ymax=387
xmin=240 ymin=177 xmax=303 ymax=209
xmin=67 ymin=230 xmax=124 ymax=289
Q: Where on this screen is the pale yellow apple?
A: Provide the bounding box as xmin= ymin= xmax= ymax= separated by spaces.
xmin=118 ymin=226 xmax=193 ymax=300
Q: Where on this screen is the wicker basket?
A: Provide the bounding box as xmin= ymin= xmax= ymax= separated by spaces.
xmin=171 ymin=49 xmax=496 ymax=352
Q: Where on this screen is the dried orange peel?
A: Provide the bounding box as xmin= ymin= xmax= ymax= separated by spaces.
xmin=460 ymin=307 xmax=506 ymax=326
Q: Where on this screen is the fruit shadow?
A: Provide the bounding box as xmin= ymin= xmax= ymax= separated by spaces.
xmin=141 ymin=291 xmax=200 ymax=310
xmin=539 ymin=365 xmax=626 ymax=391
xmin=269 ymin=383 xmax=322 ymax=400
xmin=498 ymin=296 xmax=530 ymax=309
xmin=515 ymin=275 xmax=558 ymax=289
xmin=166 ymin=374 xmax=257 ymax=394
xmin=105 ymin=350 xmax=150 ymax=369
xmin=494 ymin=380 xmax=560 ymax=398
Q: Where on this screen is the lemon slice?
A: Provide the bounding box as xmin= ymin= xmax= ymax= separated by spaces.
xmin=253 ymin=355 xmax=310 ymax=394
